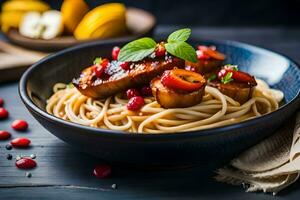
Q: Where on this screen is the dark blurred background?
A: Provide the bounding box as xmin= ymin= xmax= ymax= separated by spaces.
xmin=41 ymin=0 xmax=300 ymax=26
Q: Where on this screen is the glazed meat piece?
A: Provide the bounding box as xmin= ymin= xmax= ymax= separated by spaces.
xmin=185 ymin=45 xmax=225 ymax=74
xmin=151 ymin=78 xmax=206 ymax=108
xmin=205 ymin=66 xmax=257 ymax=104
xmin=151 ymin=69 xmax=206 ymax=108
xmin=208 ymin=81 xmax=255 ymax=104
xmin=73 ymin=56 xmax=185 ymax=98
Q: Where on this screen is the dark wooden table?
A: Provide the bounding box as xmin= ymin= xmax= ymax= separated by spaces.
xmin=1 ymin=27 xmax=300 ymax=199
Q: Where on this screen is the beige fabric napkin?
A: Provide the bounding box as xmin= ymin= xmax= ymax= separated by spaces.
xmin=215 ymin=111 xmax=300 ymax=195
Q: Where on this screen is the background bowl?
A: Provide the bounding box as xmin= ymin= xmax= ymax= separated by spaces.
xmin=19 ymin=39 xmax=300 ymax=166
xmin=5 ymin=7 xmax=156 ymax=52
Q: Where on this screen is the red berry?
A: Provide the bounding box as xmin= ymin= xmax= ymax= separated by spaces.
xmin=120 ymin=62 xmax=130 ymax=70
xmin=0 ymin=98 xmax=3 ymax=107
xmin=127 ymin=96 xmax=145 ymax=111
xmin=93 ymin=59 xmax=110 ymax=78
xmin=155 ymin=44 xmax=166 ymax=57
xmin=93 ymin=164 xmax=111 ymax=178
xmin=185 ymin=65 xmax=196 ymax=72
xmin=126 ymin=89 xmax=140 ymax=99
xmin=11 ymin=120 xmax=28 ymax=131
xmin=0 ymin=130 xmax=11 ymax=140
xmin=112 ymin=46 xmax=120 ymax=60
xmin=0 ymin=108 xmax=9 ymax=119
xmin=94 ymin=65 xmax=105 ymax=78
xmin=11 ymin=137 xmax=31 ymax=148
xmin=140 ymin=86 xmax=152 ymax=96
xmin=196 ymin=50 xmax=210 ymax=60
xmin=16 ymin=158 xmax=36 ymax=169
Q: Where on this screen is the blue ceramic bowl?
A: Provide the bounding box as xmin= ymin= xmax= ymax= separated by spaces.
xmin=19 ymin=39 xmax=300 ymax=166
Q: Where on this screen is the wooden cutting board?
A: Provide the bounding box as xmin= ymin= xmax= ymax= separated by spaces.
xmin=0 ymin=40 xmax=47 ymax=83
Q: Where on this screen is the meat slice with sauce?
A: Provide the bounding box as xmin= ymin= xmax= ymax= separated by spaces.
xmin=73 ymin=56 xmax=185 ymax=98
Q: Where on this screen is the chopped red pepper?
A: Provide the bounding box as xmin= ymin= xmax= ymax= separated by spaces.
xmin=161 ymin=69 xmax=206 ymax=92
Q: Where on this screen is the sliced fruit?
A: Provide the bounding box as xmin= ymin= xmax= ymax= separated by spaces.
xmin=61 ymin=0 xmax=89 ymax=33
xmin=2 ymin=0 xmax=50 ymax=13
xmin=19 ymin=10 xmax=63 ymax=39
xmin=74 ymin=3 xmax=127 ymax=40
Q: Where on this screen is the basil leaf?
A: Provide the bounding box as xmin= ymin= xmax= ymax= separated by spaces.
xmin=208 ymin=74 xmax=217 ymax=82
xmin=118 ymin=37 xmax=156 ymax=62
xmin=221 ymin=72 xmax=233 ymax=84
xmin=167 ymin=28 xmax=191 ymax=43
xmin=165 ymin=41 xmax=198 ymax=63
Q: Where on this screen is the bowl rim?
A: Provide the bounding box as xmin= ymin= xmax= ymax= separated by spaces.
xmin=19 ymin=38 xmax=300 ymax=139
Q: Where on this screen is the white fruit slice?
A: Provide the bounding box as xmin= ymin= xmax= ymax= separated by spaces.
xmin=40 ymin=10 xmax=63 ymax=40
xmin=19 ymin=12 xmax=42 ymax=39
xmin=19 ymin=10 xmax=63 ymax=40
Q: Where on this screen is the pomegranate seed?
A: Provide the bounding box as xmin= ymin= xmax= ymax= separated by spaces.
xmin=93 ymin=164 xmax=111 ymax=178
xmin=94 ymin=65 xmax=105 ymax=78
xmin=155 ymin=44 xmax=166 ymax=57
xmin=10 ymin=137 xmax=31 ymax=148
xmin=0 ymin=98 xmax=3 ymax=107
xmin=120 ymin=62 xmax=130 ymax=70
xmin=126 ymin=89 xmax=140 ymax=99
xmin=0 ymin=130 xmax=11 ymax=140
xmin=101 ymin=58 xmax=110 ymax=68
xmin=16 ymin=158 xmax=36 ymax=169
xmin=127 ymin=96 xmax=145 ymax=111
xmin=0 ymin=107 xmax=9 ymax=119
xmin=185 ymin=65 xmax=196 ymax=72
xmin=112 ymin=46 xmax=120 ymax=60
xmin=196 ymin=50 xmax=210 ymax=60
xmin=11 ymin=120 xmax=28 ymax=131
xmin=140 ymin=86 xmax=152 ymax=96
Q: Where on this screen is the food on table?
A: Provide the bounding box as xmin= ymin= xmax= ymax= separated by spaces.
xmin=0 ymin=130 xmax=11 ymax=140
xmin=74 ymin=3 xmax=127 ymax=40
xmin=10 ymin=137 xmax=31 ymax=148
xmin=46 ymin=28 xmax=284 ymax=133
xmin=19 ymin=10 xmax=63 ymax=39
xmin=15 ymin=157 xmax=37 ymax=169
xmin=61 ymin=0 xmax=89 ymax=33
xmin=0 ymin=107 xmax=9 ymax=119
xmin=0 ymin=0 xmax=50 ymax=32
xmin=11 ymin=119 xmax=29 ymax=131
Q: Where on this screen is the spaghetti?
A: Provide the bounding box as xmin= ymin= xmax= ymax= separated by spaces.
xmin=46 ymin=79 xmax=283 ymax=133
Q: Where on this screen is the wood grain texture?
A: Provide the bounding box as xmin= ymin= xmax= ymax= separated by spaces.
xmin=0 ymin=27 xmax=300 ymax=199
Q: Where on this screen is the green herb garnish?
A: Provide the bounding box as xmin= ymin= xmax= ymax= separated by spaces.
xmin=118 ymin=28 xmax=197 ymax=63
xmin=208 ymin=74 xmax=217 ymax=82
xmin=117 ymin=37 xmax=156 ymax=62
xmin=224 ymin=64 xmax=238 ymax=71
xmin=221 ymin=72 xmax=233 ymax=84
xmin=93 ymin=57 xmax=102 ymax=65
xmin=67 ymin=83 xmax=74 ymax=89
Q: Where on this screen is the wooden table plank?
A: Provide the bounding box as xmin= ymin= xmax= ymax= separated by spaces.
xmin=0 ymin=27 xmax=300 ymax=199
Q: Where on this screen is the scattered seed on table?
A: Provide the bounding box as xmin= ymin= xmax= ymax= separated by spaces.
xmin=5 ymin=144 xmax=12 ymax=150
xmin=111 ymin=184 xmax=117 ymax=190
xmin=6 ymin=154 xmax=12 ymax=160
xmin=30 ymin=154 xmax=36 ymax=159
xmin=25 ymin=172 xmax=32 ymax=178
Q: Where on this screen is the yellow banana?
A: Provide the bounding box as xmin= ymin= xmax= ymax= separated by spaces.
xmin=61 ymin=0 xmax=89 ymax=33
xmin=74 ymin=3 xmax=127 ymax=40
xmin=2 ymin=0 xmax=50 ymax=12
